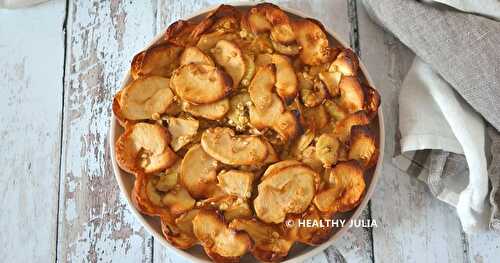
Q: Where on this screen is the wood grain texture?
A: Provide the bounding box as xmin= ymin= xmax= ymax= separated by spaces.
xmin=153 ymin=1 xmax=372 ymax=262
xmin=0 ymin=1 xmax=66 ymax=262
xmin=356 ymin=2 xmax=469 ymax=263
xmin=56 ymin=1 xmax=156 ymax=262
xmin=467 ymin=232 xmax=500 ymax=263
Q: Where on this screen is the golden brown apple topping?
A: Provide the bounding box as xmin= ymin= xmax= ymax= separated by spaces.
xmin=114 ymin=4 xmax=380 ymax=262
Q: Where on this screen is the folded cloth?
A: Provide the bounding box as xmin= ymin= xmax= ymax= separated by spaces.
xmin=362 ymin=0 xmax=500 ymax=233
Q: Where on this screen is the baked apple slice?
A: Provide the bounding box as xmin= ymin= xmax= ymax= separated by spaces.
xmin=298 ymin=72 xmax=327 ymax=107
xmin=198 ymin=195 xmax=253 ymax=221
xmin=324 ymin=100 xmax=347 ymax=122
xmin=211 ymin=40 xmax=246 ymax=88
xmin=179 ymin=46 xmax=214 ymax=66
xmin=348 ymin=125 xmax=378 ymax=168
xmin=161 ymin=186 xmax=196 ymax=216
xmin=240 ymin=54 xmax=256 ymax=87
xmin=115 ymin=123 xmax=177 ymax=174
xmin=303 ymin=104 xmax=329 ymax=131
xmin=293 ymin=18 xmax=332 ymax=65
xmin=193 ymin=210 xmax=251 ymax=262
xmin=334 ymin=110 xmax=370 ymax=142
xmin=313 ymin=160 xmax=366 ymax=213
xmin=315 ymin=133 xmax=340 ymax=167
xmin=338 ymin=76 xmax=365 ymax=114
xmin=162 ymin=20 xmax=199 ymax=46
xmin=171 ymin=63 xmax=232 ymax=104
xmin=201 ymin=127 xmax=268 ymax=166
xmin=131 ymin=44 xmax=183 ymax=79
xmin=180 ymin=144 xmax=219 ymax=199
xmin=182 ymin=99 xmax=230 ymax=120
xmin=119 ymin=76 xmax=174 ymax=120
xmin=318 ymin=70 xmax=342 ymax=96
xmin=329 ymin=48 xmax=359 ymax=76
xmin=165 ymin=117 xmax=199 ymax=151
xmin=217 ymin=170 xmax=254 ymax=199
xmin=248 ymin=64 xmax=276 ymax=111
xmin=112 ymin=91 xmax=133 ymax=127
xmin=261 ymin=159 xmax=302 ymax=181
xmin=363 ymin=84 xmax=381 ymax=120
xmin=246 ymin=3 xmax=295 ymax=44
xmin=229 ymin=218 xmax=294 ymax=262
xmin=254 ymin=163 xmax=319 ymax=223
xmin=273 ymin=54 xmax=298 ymax=104
xmin=131 ymin=173 xmax=171 ymax=217
xmin=161 ymin=209 xmax=199 ymax=249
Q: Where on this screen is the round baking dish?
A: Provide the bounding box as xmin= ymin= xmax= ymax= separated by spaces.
xmin=110 ymin=3 xmax=385 ymax=262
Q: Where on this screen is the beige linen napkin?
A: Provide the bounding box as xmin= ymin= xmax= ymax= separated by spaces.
xmin=362 ymin=0 xmax=500 ymax=233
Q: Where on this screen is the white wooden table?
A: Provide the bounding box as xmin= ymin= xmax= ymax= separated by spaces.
xmin=1 ymin=0 xmax=499 ymax=262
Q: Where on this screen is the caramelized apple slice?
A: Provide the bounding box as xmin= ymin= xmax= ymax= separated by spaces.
xmin=211 ymin=40 xmax=246 ymax=88
xmin=248 ymin=64 xmax=276 ymax=111
xmin=329 ymin=48 xmax=359 ymax=76
xmin=162 ymin=20 xmax=199 ymax=46
xmin=116 ymin=123 xmax=177 ymax=174
xmin=240 ymin=54 xmax=256 ymax=87
xmin=255 ymin=53 xmax=273 ymax=68
xmin=131 ymin=44 xmax=182 ymax=79
xmin=132 ymin=173 xmax=170 ymax=217
xmin=273 ymin=54 xmax=298 ymax=103
xmin=334 ymin=111 xmax=370 ymax=142
xmin=338 ymin=76 xmax=365 ymax=113
xmin=217 ymin=170 xmax=254 ymax=199
xmin=193 ymin=210 xmax=251 ymax=262
xmin=315 ymin=133 xmax=340 ymax=167
xmin=171 ymin=63 xmax=232 ymax=104
xmin=166 ymin=117 xmax=199 ymax=151
xmin=271 ymin=39 xmax=301 ymax=56
xmin=363 ymin=84 xmax=381 ymax=120
xmin=324 ymin=100 xmax=347 ymax=121
xmin=182 ymin=99 xmax=230 ymax=120
xmin=180 ymin=144 xmax=218 ymax=199
xmin=313 ymin=160 xmax=365 ymax=213
xmin=254 ymin=163 xmax=318 ymax=223
xmin=298 ymin=72 xmax=327 ymax=107
xmin=179 ymin=46 xmax=214 ymax=66
xmin=293 ymin=19 xmax=332 ymax=65
xmin=319 ymin=71 xmax=342 ymax=96
xmin=261 ymin=160 xmax=302 ymax=181
xmin=273 ymin=111 xmax=301 ymax=141
xmin=119 ymin=76 xmax=174 ymax=120
xmin=161 ymin=209 xmax=199 ymax=249
xmin=196 ymin=31 xmax=239 ymax=51
xmin=198 ymin=195 xmax=253 ymax=221
xmin=348 ymin=125 xmax=378 ymax=168
xmin=229 ymin=218 xmax=294 ymax=262
xmin=112 ymin=91 xmax=134 ymax=127
xmin=201 ymin=127 xmax=268 ymax=166
xmin=303 ymin=104 xmax=329 ymax=131
xmin=162 ymin=186 xmax=196 ymax=216
xmin=246 ymin=3 xmax=295 ymax=44
xmin=301 ymin=146 xmax=324 ymax=173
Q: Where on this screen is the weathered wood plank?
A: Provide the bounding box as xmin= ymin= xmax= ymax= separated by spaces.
xmin=56 ymin=1 xmax=157 ymax=262
xmin=356 ymin=1 xmax=467 ymax=262
xmin=467 ymin=233 xmax=500 ymax=263
xmin=0 ymin=1 xmax=66 ymax=262
xmin=153 ymin=1 xmax=372 ymax=262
